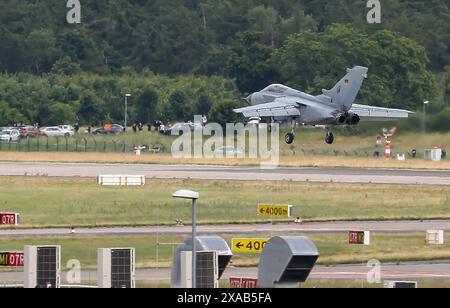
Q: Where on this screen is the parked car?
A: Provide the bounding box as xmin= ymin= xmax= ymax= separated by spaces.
xmin=18 ymin=126 xmax=45 ymax=138
xmin=92 ymin=128 xmax=109 ymax=135
xmin=59 ymin=125 xmax=75 ymax=136
xmin=0 ymin=127 xmax=15 ymax=132
xmin=29 ymin=127 xmax=46 ymax=138
xmin=93 ymin=124 xmax=124 ymax=135
xmin=214 ymin=146 xmax=243 ymax=156
xmin=162 ymin=122 xmax=203 ymax=136
xmin=41 ymin=127 xmax=72 ymax=138
xmin=110 ymin=124 xmax=125 ymax=134
xmin=0 ymin=130 xmax=20 ymax=142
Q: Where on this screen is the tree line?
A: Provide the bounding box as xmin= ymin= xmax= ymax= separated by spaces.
xmin=0 ymin=73 xmax=242 ymax=126
xmin=0 ymin=0 xmax=449 ymax=130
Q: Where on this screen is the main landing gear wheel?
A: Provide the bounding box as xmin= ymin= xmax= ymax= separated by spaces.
xmin=285 ymin=118 xmax=298 ymax=145
xmin=285 ymin=133 xmax=295 ymax=145
xmin=325 ymin=132 xmax=335 ymax=145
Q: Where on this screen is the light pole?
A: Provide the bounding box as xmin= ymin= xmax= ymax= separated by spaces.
xmin=172 ymin=190 xmax=200 ymax=288
xmin=124 ymin=94 xmax=132 ymax=131
xmin=422 ymin=101 xmax=430 ymax=157
xmin=423 ymin=101 xmax=430 ymax=134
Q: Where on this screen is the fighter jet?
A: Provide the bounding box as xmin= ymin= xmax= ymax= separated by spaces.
xmin=234 ymin=66 xmax=412 ymax=145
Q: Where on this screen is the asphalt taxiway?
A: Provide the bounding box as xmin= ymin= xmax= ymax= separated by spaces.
xmin=1 ymin=162 xmax=450 ymax=185
xmin=1 ymin=262 xmax=449 ymax=284
xmin=2 ymin=220 xmax=450 ymax=237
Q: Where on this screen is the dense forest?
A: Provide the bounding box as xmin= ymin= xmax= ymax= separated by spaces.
xmin=0 ymin=0 xmax=449 ymax=129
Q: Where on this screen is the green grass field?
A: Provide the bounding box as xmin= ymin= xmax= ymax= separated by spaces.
xmin=1 ymin=233 xmax=449 ymax=270
xmin=1 ymin=128 xmax=449 ymax=170
xmin=0 ymin=128 xmax=448 ymax=160
xmin=0 ymin=177 xmax=449 ymax=228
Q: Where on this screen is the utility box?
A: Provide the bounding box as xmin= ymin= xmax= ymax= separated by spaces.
xmin=171 ymin=236 xmax=233 ymax=288
xmin=424 ymin=149 xmax=442 ymax=161
xmin=180 ymin=251 xmax=219 ymax=288
xmin=258 ymin=236 xmax=320 ymax=288
xmin=432 ymin=148 xmax=443 ymax=162
xmin=426 ymin=230 xmax=445 ymax=245
xmin=397 ymin=154 xmax=406 ymax=161
xmin=424 ymin=149 xmax=432 ymax=161
xmin=98 ymin=248 xmax=135 ymax=288
xmin=24 ymin=246 xmax=61 ymax=289
xmin=384 ymin=281 xmax=418 ymax=289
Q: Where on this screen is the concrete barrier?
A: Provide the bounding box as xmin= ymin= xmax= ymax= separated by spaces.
xmin=426 ymin=230 xmax=445 ymax=245
xmin=97 ymin=175 xmax=146 ymax=186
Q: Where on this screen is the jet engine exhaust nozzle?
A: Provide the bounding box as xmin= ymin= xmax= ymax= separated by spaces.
xmin=347 ymin=113 xmax=361 ymax=125
xmin=336 ymin=114 xmax=347 ymax=125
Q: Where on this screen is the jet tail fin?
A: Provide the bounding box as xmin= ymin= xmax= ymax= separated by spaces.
xmin=322 ymin=66 xmax=368 ymax=112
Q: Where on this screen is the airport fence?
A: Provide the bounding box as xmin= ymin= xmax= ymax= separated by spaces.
xmin=0 ymin=136 xmax=167 ymax=154
xmin=299 ymin=149 xmax=372 ymax=158
xmin=0 ymin=136 xmax=384 ymax=158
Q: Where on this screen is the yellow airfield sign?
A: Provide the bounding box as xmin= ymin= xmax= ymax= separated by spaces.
xmin=232 ymin=239 xmax=269 ymax=253
xmin=258 ymin=205 xmax=293 ymax=218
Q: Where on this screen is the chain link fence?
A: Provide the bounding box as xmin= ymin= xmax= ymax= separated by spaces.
xmin=0 ymin=136 xmax=166 ymax=154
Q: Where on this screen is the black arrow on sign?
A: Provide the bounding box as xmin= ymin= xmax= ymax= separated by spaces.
xmin=236 ymin=242 xmax=244 ymax=249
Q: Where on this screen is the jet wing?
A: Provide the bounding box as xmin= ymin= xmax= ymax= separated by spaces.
xmin=350 ymin=104 xmax=413 ymax=121
xmin=233 ymin=98 xmax=301 ymax=118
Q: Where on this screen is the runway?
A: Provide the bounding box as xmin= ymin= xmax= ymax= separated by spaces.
xmin=0 ymin=162 xmax=450 ymax=185
xmin=2 ymin=220 xmax=450 ymax=237
xmin=1 ymin=262 xmax=450 ymax=284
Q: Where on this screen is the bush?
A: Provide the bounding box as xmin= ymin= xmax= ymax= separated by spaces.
xmin=429 ymin=108 xmax=450 ymax=132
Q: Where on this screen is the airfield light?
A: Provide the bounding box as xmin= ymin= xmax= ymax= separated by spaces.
xmin=423 ymin=100 xmax=430 ymax=135
xmin=172 ymin=190 xmax=200 ymax=288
